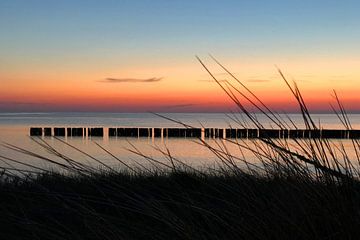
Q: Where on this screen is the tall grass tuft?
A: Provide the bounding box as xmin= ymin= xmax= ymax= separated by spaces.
xmin=1 ymin=56 xmax=360 ymax=239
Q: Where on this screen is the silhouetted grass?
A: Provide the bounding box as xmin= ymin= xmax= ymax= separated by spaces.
xmin=1 ymin=167 xmax=360 ymax=240
xmin=2 ymin=165 xmax=360 ymax=239
xmin=2 ymin=56 xmax=360 ymax=239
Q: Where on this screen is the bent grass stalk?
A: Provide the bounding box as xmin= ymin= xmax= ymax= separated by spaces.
xmin=1 ymin=56 xmax=360 ymax=239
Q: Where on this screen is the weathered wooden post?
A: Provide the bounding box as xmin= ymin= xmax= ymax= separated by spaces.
xmin=247 ymin=129 xmax=258 ymax=138
xmin=321 ymin=129 xmax=343 ymax=139
xmin=349 ymin=130 xmax=360 ymax=139
xmin=204 ymin=128 xmax=210 ymax=138
xmin=44 ymin=127 xmax=52 ymax=136
xmin=108 ymin=128 xmax=116 ymax=137
xmin=30 ymin=127 xmax=42 ymax=136
xmin=237 ymin=129 xmax=247 ymax=138
xmin=139 ymin=128 xmax=151 ymax=137
xmin=259 ymin=129 xmax=280 ymax=138
xmin=152 ymin=128 xmax=160 ymax=138
xmin=280 ymin=129 xmax=289 ymax=139
xmin=72 ymin=128 xmax=83 ymax=137
xmin=88 ymin=128 xmax=103 ymax=137
xmin=185 ymin=128 xmax=201 ymax=138
xmin=54 ymin=128 xmax=65 ymax=137
xmin=226 ymin=129 xmax=236 ymax=138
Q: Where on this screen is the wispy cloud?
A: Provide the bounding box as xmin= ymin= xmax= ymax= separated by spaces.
xmin=162 ymin=103 xmax=197 ymax=109
xmin=0 ymin=101 xmax=39 ymax=105
xmin=100 ymin=77 xmax=163 ymax=83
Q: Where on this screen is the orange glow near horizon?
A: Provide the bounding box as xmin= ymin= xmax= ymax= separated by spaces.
xmin=2 ymin=57 xmax=360 ymax=113
xmin=2 ymin=1 xmax=360 ymax=113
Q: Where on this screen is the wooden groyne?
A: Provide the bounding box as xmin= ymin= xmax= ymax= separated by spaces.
xmin=29 ymin=127 xmax=360 ymax=139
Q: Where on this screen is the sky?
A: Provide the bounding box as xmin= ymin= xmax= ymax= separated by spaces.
xmin=1 ymin=0 xmax=360 ymax=113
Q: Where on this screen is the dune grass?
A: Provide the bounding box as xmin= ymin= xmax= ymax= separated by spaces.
xmin=1 ymin=56 xmax=360 ymax=239
xmin=2 ymin=167 xmax=360 ymax=239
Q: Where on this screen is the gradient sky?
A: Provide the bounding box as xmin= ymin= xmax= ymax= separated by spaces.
xmin=1 ymin=0 xmax=360 ymax=112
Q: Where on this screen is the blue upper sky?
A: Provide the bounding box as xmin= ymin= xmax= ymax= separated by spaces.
xmin=2 ymin=0 xmax=360 ymax=113
xmin=1 ymin=0 xmax=360 ymax=62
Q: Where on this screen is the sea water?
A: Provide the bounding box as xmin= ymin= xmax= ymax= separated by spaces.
xmin=1 ymin=112 xmax=360 ymax=172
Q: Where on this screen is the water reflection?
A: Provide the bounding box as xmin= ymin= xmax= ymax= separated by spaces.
xmin=1 ymin=125 xmax=360 ymax=173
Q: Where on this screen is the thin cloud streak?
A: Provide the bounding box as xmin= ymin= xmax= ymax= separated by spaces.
xmin=162 ymin=103 xmax=197 ymax=109
xmin=0 ymin=101 xmax=40 ymax=105
xmin=100 ymin=77 xmax=163 ymax=83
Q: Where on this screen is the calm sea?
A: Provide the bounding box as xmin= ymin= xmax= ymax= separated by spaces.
xmin=1 ymin=112 xmax=360 ymax=171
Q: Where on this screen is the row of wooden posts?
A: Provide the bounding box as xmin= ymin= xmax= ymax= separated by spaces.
xmin=30 ymin=127 xmax=360 ymax=139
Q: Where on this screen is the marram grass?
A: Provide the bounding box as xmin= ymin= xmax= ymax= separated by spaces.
xmin=2 ymin=57 xmax=360 ymax=239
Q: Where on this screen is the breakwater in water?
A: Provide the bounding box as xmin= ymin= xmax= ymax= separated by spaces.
xmin=29 ymin=127 xmax=360 ymax=139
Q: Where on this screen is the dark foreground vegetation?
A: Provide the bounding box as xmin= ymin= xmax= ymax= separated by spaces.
xmin=2 ymin=56 xmax=360 ymax=239
xmin=2 ymin=168 xmax=360 ymax=240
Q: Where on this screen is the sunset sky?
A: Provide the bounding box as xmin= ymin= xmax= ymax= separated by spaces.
xmin=1 ymin=0 xmax=360 ymax=112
